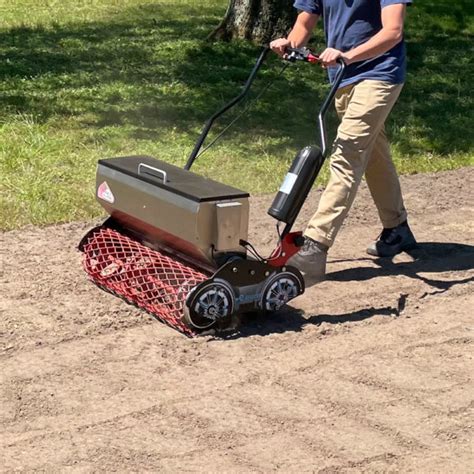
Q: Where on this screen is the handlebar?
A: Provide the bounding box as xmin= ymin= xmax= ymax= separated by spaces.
xmin=283 ymin=47 xmax=347 ymax=156
xmin=184 ymin=46 xmax=345 ymax=170
xmin=318 ymin=57 xmax=346 ymax=156
xmin=285 ymin=47 xmax=320 ymax=63
xmin=185 ymin=46 xmax=270 ymax=170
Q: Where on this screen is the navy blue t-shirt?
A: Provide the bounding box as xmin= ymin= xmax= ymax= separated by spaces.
xmin=293 ymin=0 xmax=412 ymax=87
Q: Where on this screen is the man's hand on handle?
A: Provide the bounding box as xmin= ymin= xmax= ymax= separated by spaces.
xmin=270 ymin=40 xmax=349 ymax=67
xmin=319 ymin=48 xmax=350 ymax=67
xmin=270 ymin=38 xmax=293 ymax=57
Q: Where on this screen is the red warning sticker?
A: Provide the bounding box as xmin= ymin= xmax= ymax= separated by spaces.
xmin=97 ymin=181 xmax=115 ymax=204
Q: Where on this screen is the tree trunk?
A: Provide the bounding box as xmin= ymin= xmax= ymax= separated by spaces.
xmin=209 ymin=0 xmax=296 ymax=43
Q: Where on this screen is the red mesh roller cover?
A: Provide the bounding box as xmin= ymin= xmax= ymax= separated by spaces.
xmin=82 ymin=227 xmax=208 ymax=335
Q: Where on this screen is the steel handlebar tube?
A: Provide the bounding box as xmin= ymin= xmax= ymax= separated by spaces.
xmin=185 ymin=49 xmax=344 ymax=169
xmin=184 ymin=46 xmax=270 ymax=170
xmin=318 ymin=58 xmax=346 ymax=157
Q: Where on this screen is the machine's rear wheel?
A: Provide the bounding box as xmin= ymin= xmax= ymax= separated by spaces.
xmin=260 ymin=272 xmax=301 ymax=312
xmin=183 ymin=280 xmax=235 ymax=330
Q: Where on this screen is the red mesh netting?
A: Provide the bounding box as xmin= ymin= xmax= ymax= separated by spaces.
xmin=82 ymin=227 xmax=208 ymax=336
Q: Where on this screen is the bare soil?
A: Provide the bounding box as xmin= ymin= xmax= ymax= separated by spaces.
xmin=1 ymin=168 xmax=473 ymax=472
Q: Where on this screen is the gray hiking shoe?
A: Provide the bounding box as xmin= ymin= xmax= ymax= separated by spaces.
xmin=286 ymin=237 xmax=328 ymax=281
xmin=367 ymin=220 xmax=417 ymax=257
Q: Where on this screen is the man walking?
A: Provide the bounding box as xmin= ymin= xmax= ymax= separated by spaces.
xmin=270 ymin=0 xmax=416 ymax=281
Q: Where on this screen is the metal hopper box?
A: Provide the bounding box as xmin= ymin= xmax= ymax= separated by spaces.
xmin=96 ymin=155 xmax=250 ymax=266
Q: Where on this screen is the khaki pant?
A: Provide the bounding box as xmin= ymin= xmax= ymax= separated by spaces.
xmin=305 ymin=79 xmax=407 ymax=247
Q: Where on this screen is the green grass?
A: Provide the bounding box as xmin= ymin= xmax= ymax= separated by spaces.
xmin=1 ymin=0 xmax=473 ymax=230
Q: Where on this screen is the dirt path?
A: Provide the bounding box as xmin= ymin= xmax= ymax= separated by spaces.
xmin=1 ymin=168 xmax=473 ymax=472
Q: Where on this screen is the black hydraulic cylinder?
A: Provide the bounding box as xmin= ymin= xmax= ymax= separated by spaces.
xmin=268 ymin=146 xmax=324 ymax=225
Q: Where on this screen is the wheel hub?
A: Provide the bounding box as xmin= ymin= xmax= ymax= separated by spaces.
xmin=184 ymin=281 xmax=235 ymax=330
xmin=262 ymin=274 xmax=300 ymax=311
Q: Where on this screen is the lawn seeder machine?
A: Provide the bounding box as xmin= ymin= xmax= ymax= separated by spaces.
xmin=79 ymin=47 xmax=346 ymax=336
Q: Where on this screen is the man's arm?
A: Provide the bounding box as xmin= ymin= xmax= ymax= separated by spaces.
xmin=320 ymin=4 xmax=407 ymax=66
xmin=270 ymin=12 xmax=319 ymax=57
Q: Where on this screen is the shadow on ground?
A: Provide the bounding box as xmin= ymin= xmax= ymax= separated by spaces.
xmin=329 ymin=242 xmax=474 ymax=296
xmin=227 ymin=297 xmax=405 ymax=340
xmin=225 ymin=242 xmax=474 ymax=339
